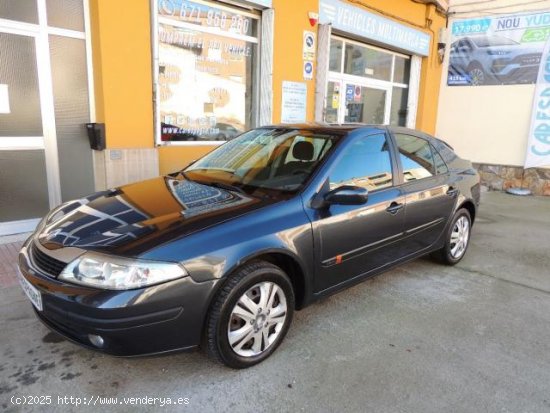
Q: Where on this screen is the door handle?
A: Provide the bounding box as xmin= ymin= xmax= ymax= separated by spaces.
xmin=447 ymin=187 xmax=459 ymax=197
xmin=386 ymin=202 xmax=404 ymax=215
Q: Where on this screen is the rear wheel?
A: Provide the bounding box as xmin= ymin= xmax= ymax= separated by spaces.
xmin=205 ymin=261 xmax=294 ymax=368
xmin=433 ymin=208 xmax=472 ymax=265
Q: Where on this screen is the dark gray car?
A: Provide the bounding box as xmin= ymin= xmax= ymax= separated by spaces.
xmin=17 ymin=125 xmax=480 ymax=368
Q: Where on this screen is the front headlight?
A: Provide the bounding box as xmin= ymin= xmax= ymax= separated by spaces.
xmin=59 ymin=253 xmax=188 ymax=290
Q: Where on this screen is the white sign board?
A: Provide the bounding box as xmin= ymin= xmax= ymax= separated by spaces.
xmin=525 ymin=38 xmax=550 ymax=169
xmin=281 ymin=81 xmax=307 ymax=124
xmin=303 ymin=31 xmax=316 ymax=61
xmin=0 ymin=84 xmax=10 ymax=114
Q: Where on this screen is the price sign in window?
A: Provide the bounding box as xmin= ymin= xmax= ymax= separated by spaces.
xmin=156 ymin=0 xmax=260 ymax=143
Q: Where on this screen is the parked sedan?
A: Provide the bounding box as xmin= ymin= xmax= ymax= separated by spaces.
xmin=17 ymin=125 xmax=480 ymax=368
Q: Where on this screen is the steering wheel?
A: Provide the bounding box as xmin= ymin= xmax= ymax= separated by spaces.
xmin=292 ymin=168 xmax=309 ymax=175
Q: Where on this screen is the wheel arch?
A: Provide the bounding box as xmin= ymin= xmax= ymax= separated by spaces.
xmin=218 ymin=248 xmax=309 ymax=310
xmin=199 ymin=248 xmax=309 ymax=349
xmin=458 ymin=199 xmax=477 ymax=225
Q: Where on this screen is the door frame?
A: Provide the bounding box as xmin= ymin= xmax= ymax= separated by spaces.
xmin=0 ymin=0 xmax=94 ymax=236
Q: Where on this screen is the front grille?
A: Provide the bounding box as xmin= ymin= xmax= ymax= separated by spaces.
xmin=30 ymin=242 xmax=67 ymax=277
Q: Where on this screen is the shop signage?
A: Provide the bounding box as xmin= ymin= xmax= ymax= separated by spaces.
xmin=303 ymin=31 xmax=316 ymax=60
xmin=525 ymin=37 xmax=550 ymax=169
xmin=353 ymin=85 xmax=362 ymax=102
xmin=331 ymin=83 xmax=340 ymax=109
xmin=448 ymin=11 xmax=550 ymax=86
xmin=281 ymin=81 xmax=307 ymax=123
xmin=345 ymin=84 xmax=354 ymax=102
xmin=318 ymin=0 xmax=430 ymax=56
xmin=304 ymin=61 xmax=314 ymax=80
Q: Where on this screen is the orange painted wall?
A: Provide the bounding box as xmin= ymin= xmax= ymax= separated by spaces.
xmin=271 ymin=0 xmax=318 ymax=123
xmin=90 ymin=0 xmax=446 ymax=174
xmin=90 ymin=0 xmax=154 ymax=148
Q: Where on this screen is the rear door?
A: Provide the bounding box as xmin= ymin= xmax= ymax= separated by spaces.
xmin=391 ymin=132 xmax=457 ymax=255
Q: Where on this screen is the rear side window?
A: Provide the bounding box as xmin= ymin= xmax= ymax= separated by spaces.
xmin=394 ymin=134 xmax=435 ymax=182
xmin=330 ymin=133 xmax=393 ymax=191
xmin=431 ymin=145 xmax=449 ymax=174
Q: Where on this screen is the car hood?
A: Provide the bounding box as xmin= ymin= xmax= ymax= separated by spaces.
xmin=37 ymin=176 xmax=278 ymax=256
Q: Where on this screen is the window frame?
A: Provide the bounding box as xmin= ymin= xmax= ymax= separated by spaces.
xmin=430 ymin=143 xmax=449 ymax=175
xmin=323 ymin=130 xmax=398 ymax=195
xmin=389 ymin=131 xmax=445 ymax=185
xmin=151 ymin=0 xmax=263 ymax=147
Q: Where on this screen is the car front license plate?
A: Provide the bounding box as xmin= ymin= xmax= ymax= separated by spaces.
xmin=17 ymin=270 xmax=43 ymax=311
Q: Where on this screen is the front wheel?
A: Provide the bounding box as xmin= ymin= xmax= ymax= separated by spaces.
xmin=433 ymin=208 xmax=472 ymax=265
xmin=205 ymin=261 xmax=295 ymax=368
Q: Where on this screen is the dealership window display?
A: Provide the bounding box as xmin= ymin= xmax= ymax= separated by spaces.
xmin=154 ymin=0 xmax=260 ymax=144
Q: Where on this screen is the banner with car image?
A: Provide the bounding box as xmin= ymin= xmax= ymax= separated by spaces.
xmin=447 ymin=11 xmax=550 ymax=86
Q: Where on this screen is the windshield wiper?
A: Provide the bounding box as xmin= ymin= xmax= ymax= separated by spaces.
xmin=201 ymin=181 xmax=245 ymax=194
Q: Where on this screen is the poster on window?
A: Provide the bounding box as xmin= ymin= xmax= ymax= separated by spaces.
xmin=157 ymin=0 xmax=258 ymax=142
xmin=447 ymin=12 xmax=550 ymax=86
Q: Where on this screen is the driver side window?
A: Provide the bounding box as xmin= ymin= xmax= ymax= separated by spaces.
xmin=329 ymin=134 xmax=393 ymax=191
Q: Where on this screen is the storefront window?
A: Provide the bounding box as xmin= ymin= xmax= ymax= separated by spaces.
xmin=344 ymin=43 xmax=392 ymax=81
xmin=393 ymin=56 xmax=411 ymax=85
xmin=155 ymin=0 xmax=260 ymax=143
xmin=329 ymin=38 xmax=342 ymax=72
xmin=327 ymin=37 xmax=411 ymax=127
xmin=390 ymin=86 xmax=409 ymax=126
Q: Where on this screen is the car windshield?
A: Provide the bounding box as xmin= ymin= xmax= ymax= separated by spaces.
xmin=472 ymin=36 xmax=518 ymax=47
xmin=184 ymin=128 xmax=339 ymax=193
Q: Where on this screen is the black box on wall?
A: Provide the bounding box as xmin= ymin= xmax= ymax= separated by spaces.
xmin=86 ymin=123 xmax=106 ymax=151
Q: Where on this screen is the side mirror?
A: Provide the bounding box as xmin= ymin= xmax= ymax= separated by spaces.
xmin=324 ymin=185 xmax=368 ymax=206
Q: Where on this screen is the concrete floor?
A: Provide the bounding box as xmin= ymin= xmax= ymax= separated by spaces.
xmin=1 ymin=192 xmax=549 ymax=412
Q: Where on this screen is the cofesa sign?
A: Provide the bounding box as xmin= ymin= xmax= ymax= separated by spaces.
xmin=526 ymin=46 xmax=550 ymax=168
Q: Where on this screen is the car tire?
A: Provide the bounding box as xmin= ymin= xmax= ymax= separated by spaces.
xmin=205 ymin=260 xmax=295 ymax=369
xmin=467 ymin=63 xmax=486 ymax=86
xmin=432 ymin=208 xmax=472 ymax=266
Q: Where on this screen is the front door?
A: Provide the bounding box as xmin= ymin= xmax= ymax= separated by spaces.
xmin=311 ymin=132 xmax=406 ymax=293
xmin=0 ymin=1 xmax=94 ymax=235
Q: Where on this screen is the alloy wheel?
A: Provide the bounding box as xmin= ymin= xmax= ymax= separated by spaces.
xmin=469 ymin=68 xmax=485 ymax=85
xmin=450 ymin=216 xmax=470 ymax=259
xmin=227 ymin=281 xmax=287 ymax=357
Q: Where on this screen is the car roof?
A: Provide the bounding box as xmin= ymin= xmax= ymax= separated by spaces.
xmin=263 ymin=123 xmax=423 ymax=137
xmin=258 ymin=123 xmax=455 ymax=153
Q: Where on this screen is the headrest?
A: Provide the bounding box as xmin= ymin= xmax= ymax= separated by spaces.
xmin=292 ymin=141 xmax=314 ymax=161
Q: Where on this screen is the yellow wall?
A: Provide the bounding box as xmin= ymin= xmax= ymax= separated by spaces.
xmin=90 ymin=0 xmax=154 ymax=148
xmin=90 ymin=0 xmax=446 ymax=174
xmin=271 ymin=0 xmax=318 ymax=123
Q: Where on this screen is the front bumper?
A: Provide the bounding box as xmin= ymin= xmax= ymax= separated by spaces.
xmin=17 ymin=238 xmax=219 ymax=356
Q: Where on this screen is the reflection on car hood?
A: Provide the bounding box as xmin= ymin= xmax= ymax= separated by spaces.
xmin=37 ymin=176 xmax=275 ymax=256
